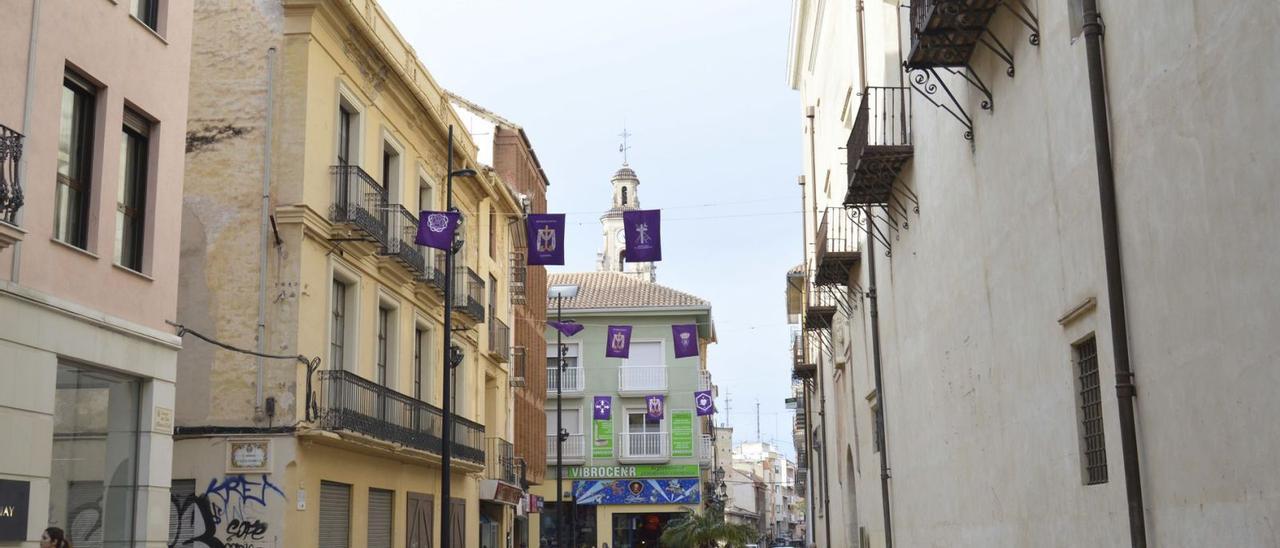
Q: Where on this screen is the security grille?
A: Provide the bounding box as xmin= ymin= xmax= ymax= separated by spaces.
xmin=1075 ymin=336 xmax=1108 ymax=485
xmin=368 ymin=488 xmax=394 ymax=548
xmin=169 ymin=479 xmax=196 ymax=544
xmin=319 ymin=481 xmax=352 ymax=548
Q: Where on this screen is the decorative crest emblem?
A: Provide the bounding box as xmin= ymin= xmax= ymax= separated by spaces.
xmin=426 ymin=213 xmax=450 ymax=233
xmin=537 ymin=225 xmax=557 ymax=252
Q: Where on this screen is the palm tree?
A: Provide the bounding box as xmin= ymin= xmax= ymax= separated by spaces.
xmin=659 ymin=507 xmax=760 ymax=548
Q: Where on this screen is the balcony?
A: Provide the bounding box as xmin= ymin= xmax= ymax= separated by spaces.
xmin=699 ymin=434 xmax=714 ymax=468
xmin=485 ymin=437 xmax=517 ymax=484
xmin=815 ymin=208 xmax=862 ymax=286
xmin=509 ymin=347 xmax=527 ymax=388
xmin=844 ymin=87 xmax=913 ymax=207
xmin=510 ymin=251 xmax=527 ymax=305
xmin=803 ymin=282 xmax=838 ymax=331
xmin=330 ymin=165 xmax=388 ymax=245
xmin=488 ymin=317 xmax=511 ymax=362
xmin=0 ymin=125 xmax=24 ymax=249
xmin=698 ymin=370 xmax=712 ymax=392
xmin=618 ymin=431 xmax=670 ymax=463
xmin=313 ymin=369 xmax=485 ymax=464
xmin=381 ymin=205 xmax=427 ymax=278
xmin=618 ymin=366 xmax=668 ymax=396
xmin=546 ymin=433 xmax=586 ymax=465
xmin=546 ymin=366 xmax=584 ymax=395
xmin=905 ymin=0 xmax=1000 ymax=70
xmin=791 ymin=330 xmax=816 ymax=380
xmin=425 ymin=248 xmax=447 ymax=293
xmin=452 ymin=265 xmax=485 ymax=320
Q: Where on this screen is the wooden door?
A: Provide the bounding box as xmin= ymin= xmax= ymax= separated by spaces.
xmin=448 ymin=498 xmax=466 ymax=548
xmin=406 ymin=492 xmax=434 ymax=548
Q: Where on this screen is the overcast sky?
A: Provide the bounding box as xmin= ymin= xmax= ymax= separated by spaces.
xmin=381 ymin=0 xmax=804 ymax=457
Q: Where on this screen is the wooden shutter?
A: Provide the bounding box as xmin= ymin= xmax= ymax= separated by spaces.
xmin=406 ymin=492 xmax=434 ymax=548
xmin=368 ymin=488 xmax=394 ymax=548
xmin=448 ymin=498 xmax=466 ymax=548
xmin=319 ymin=481 xmax=352 ymax=548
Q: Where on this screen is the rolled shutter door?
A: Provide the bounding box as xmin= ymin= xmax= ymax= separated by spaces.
xmin=319 ymin=481 xmax=352 ymax=548
xmin=368 ymin=488 xmax=394 ymax=548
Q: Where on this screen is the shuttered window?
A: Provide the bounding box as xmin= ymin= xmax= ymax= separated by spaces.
xmin=368 ymin=488 xmax=394 ymax=548
xmin=319 ymin=481 xmax=352 ymax=548
xmin=168 ymin=479 xmax=197 ymax=543
xmin=449 ymin=498 xmax=465 ymax=548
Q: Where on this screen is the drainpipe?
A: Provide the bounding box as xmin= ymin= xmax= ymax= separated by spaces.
xmin=804 ymin=106 xmax=833 ymax=548
xmin=10 ymin=0 xmax=41 ymax=283
xmin=864 ymin=205 xmax=893 ymax=548
xmin=256 ymin=47 xmax=277 ymax=420
xmin=1080 ymin=1 xmax=1146 ymax=546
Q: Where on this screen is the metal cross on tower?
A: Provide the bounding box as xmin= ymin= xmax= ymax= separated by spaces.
xmin=618 ymin=125 xmax=632 ymax=164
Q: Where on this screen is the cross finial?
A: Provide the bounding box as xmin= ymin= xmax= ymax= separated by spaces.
xmin=618 ymin=125 xmax=632 ymax=165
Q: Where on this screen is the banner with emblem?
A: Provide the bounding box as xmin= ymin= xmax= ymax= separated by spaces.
xmin=671 ymin=324 xmax=699 ymax=358
xmin=622 ymin=209 xmax=662 ymax=262
xmin=694 ymin=390 xmax=715 ymax=416
xmin=593 ymin=396 xmax=612 ymax=420
xmin=645 ymin=395 xmax=665 ymax=421
xmin=415 ymin=210 xmax=460 ymax=250
xmin=526 ymin=213 xmax=565 ymax=265
xmin=605 ymin=325 xmax=632 ymax=358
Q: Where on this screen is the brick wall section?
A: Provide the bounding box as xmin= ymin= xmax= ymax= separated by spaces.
xmin=493 ymin=126 xmax=548 ymax=485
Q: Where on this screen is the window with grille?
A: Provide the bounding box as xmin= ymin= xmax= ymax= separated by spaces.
xmin=331 ymin=280 xmax=347 ymax=370
xmin=1075 ymin=336 xmax=1108 ymax=485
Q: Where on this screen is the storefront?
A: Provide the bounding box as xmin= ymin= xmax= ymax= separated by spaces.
xmin=534 ymin=466 xmax=702 ymax=547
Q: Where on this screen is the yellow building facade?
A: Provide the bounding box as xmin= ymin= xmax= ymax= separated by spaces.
xmin=174 ymin=1 xmax=523 ymax=546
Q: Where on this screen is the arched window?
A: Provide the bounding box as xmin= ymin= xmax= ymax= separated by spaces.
xmin=619 ymin=249 xmax=626 ymax=271
xmin=621 ymin=186 xmax=628 ymax=206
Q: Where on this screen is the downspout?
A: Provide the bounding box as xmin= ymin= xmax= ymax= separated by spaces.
xmin=10 ymin=0 xmax=41 ymax=283
xmin=804 ymin=106 xmax=833 ymax=548
xmin=801 ymin=378 xmax=816 ymax=548
xmin=1080 ymin=1 xmax=1147 ymax=546
xmin=864 ymin=205 xmax=893 ymax=548
xmin=256 ymin=47 xmax=277 ymax=419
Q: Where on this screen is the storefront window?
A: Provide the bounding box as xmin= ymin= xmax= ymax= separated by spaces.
xmin=48 ymin=363 xmax=141 ymax=548
xmin=611 ymin=512 xmax=683 ymax=548
xmin=538 ymin=502 xmax=595 ymax=548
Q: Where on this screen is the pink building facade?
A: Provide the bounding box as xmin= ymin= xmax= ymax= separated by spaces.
xmin=0 ymin=0 xmax=191 ymax=545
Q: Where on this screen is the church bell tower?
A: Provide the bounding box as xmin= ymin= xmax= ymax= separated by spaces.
xmin=598 ymin=163 xmax=655 ymax=281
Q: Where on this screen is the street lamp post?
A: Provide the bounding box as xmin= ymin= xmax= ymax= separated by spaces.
xmin=440 ymin=125 xmax=476 ymax=548
xmin=547 ymin=285 xmax=578 ymax=547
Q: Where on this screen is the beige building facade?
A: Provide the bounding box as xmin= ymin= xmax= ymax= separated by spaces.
xmin=0 ymin=0 xmax=192 ymax=545
xmin=174 ymin=1 xmax=522 ymax=547
xmin=789 ymin=0 xmax=1280 ymax=546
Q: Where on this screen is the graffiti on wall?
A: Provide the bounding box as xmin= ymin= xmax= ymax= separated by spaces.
xmin=170 ymin=474 xmax=285 ymax=548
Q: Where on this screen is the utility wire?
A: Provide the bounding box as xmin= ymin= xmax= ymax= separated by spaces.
xmin=166 ymin=320 xmax=313 ymax=365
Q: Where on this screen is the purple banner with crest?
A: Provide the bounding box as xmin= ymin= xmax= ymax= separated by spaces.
xmin=623 ymin=209 xmax=661 ymax=262
xmin=526 ymin=213 xmax=566 ymax=265
xmin=416 ymin=210 xmax=460 ymax=251
xmin=593 ymin=396 xmax=612 ymax=420
xmin=605 ymin=325 xmax=632 ymax=358
xmin=695 ymin=390 xmax=715 ymax=416
xmin=645 ymin=395 xmax=665 ymax=420
xmin=672 ymin=324 xmax=699 ymax=358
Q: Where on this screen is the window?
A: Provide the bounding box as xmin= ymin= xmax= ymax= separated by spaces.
xmin=331 ymin=280 xmax=349 ymax=370
xmin=319 ymin=481 xmax=352 ymax=548
xmin=1075 ymin=336 xmax=1108 ymax=485
xmin=413 ymin=327 xmax=429 ymax=401
xmin=488 ymin=214 xmax=497 ymax=259
xmin=56 ymin=71 xmax=96 ymax=249
xmin=626 ymin=410 xmax=661 ymax=434
xmin=376 ymin=306 xmax=390 ymax=385
xmin=367 ymin=488 xmax=393 ymax=548
xmin=337 ymin=105 xmax=355 ymax=166
xmin=871 ymin=403 xmax=884 ymax=454
xmin=418 ymin=176 xmax=434 ymax=212
xmin=546 ymin=342 xmax=579 ymax=369
xmin=116 ymin=109 xmax=149 ymax=271
xmin=50 ymin=363 xmax=141 ymax=546
xmin=626 ymin=341 xmax=663 ymax=366
xmin=131 ymin=0 xmax=160 ymax=30
xmin=381 ymin=139 xmax=400 ymax=197
xmin=1069 ymin=0 xmax=1085 ymax=41
xmin=621 ymin=186 xmax=628 ymax=206
xmin=618 ymin=249 xmax=626 ymax=271
xmin=546 ymin=408 xmax=582 ymax=436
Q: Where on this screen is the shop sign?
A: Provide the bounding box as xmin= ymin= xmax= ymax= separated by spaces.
xmin=527 ymin=494 xmax=544 ymax=513
xmin=572 ymin=478 xmax=701 ymax=505
xmin=0 ymin=479 xmax=29 ymax=542
xmin=592 ymin=419 xmax=613 ymax=458
xmin=565 ymin=464 xmax=700 ymax=480
xmin=671 ymin=410 xmax=694 ymax=457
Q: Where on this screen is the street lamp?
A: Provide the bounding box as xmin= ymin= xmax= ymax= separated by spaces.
xmin=440 ymin=125 xmax=477 ymax=548
xmin=547 ymin=283 xmax=579 ymax=547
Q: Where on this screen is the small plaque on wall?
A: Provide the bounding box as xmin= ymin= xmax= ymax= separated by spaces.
xmin=0 ymin=479 xmax=30 ymax=542
xmin=227 ymin=439 xmax=272 ymax=473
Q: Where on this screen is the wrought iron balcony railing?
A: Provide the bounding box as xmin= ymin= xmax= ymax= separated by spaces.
xmin=381 ymin=205 xmax=427 ymax=278
xmin=452 ymin=265 xmax=485 ymax=320
xmin=314 ymin=369 xmax=485 ymax=463
xmin=845 ymin=87 xmax=914 ymax=207
xmin=485 ymin=437 xmax=517 ymax=484
xmin=546 ymin=433 xmax=586 ymax=464
xmin=815 ymin=207 xmax=862 ymax=285
xmin=803 ymin=281 xmax=839 ymax=331
xmin=0 ymin=125 xmax=23 ymax=224
xmin=510 ymin=251 xmax=528 ymax=305
xmin=906 ymin=0 xmax=1001 ymax=70
xmin=509 ymin=346 xmax=527 ymax=387
xmin=489 ymin=316 xmax=511 ymax=362
xmin=425 ymin=247 xmax=447 ymax=293
xmin=330 ymin=165 xmax=389 ymax=245
xmin=792 ymin=329 xmax=816 ymax=379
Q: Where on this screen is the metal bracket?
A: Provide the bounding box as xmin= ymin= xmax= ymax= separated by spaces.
xmin=908 ymin=67 xmax=975 ymax=141
xmin=977 ymin=28 xmax=1017 ymax=77
xmin=1001 ymin=0 xmax=1041 ymax=46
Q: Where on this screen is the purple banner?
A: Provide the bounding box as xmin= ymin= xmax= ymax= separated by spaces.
xmin=672 ymin=324 xmax=699 ymax=358
xmin=526 ymin=213 xmax=565 ymax=265
xmin=605 ymin=325 xmax=632 ymax=358
xmin=695 ymin=390 xmax=715 ymax=416
xmin=623 ymin=209 xmax=662 ymax=262
xmin=416 ymin=211 xmax=460 ymax=251
xmin=547 ymin=320 xmax=585 ymax=337
xmin=645 ymin=395 xmax=665 ymax=421
xmin=593 ymin=396 xmax=612 ymax=420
